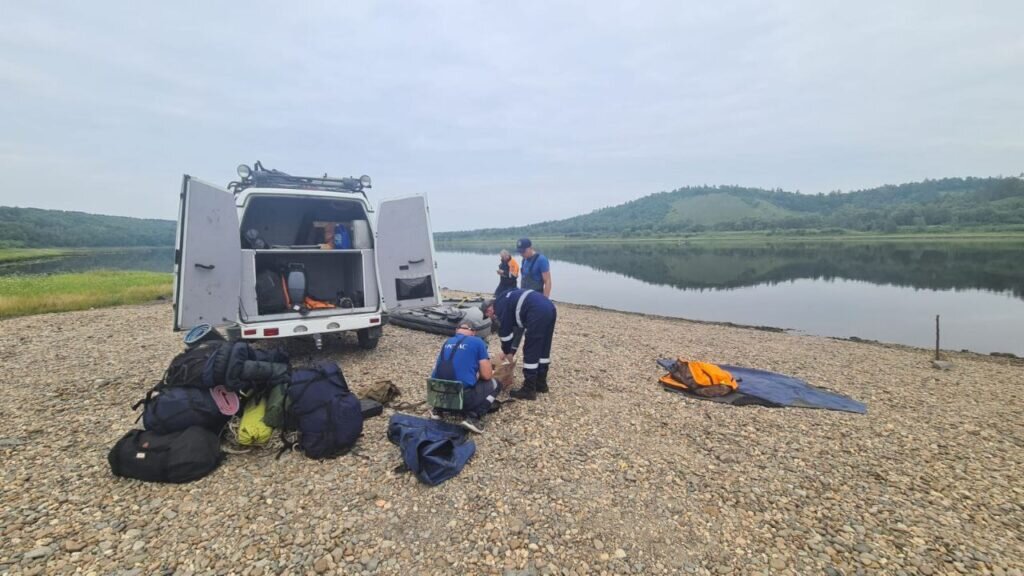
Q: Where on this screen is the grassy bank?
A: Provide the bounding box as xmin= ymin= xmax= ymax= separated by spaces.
xmin=0 ymin=270 xmax=172 ymax=319
xmin=0 ymin=247 xmax=67 ymax=264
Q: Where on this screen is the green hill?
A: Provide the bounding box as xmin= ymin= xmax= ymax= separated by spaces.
xmin=0 ymin=206 xmax=175 ymax=248
xmin=440 ymin=176 xmax=1024 ymax=239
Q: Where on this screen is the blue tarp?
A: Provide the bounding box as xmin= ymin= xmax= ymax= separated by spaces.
xmin=658 ymin=359 xmax=867 ymax=414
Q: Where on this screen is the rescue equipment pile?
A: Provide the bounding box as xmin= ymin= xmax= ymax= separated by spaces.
xmin=108 ymin=332 xmax=365 ymax=484
xmin=658 ymin=358 xmax=867 ymax=414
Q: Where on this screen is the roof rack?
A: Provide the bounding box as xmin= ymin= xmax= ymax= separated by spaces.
xmin=228 ymin=161 xmax=370 ymax=199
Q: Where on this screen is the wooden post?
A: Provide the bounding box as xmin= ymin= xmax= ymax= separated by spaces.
xmin=935 ymin=315 xmax=940 ymax=360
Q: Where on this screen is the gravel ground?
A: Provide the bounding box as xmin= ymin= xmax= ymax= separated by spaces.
xmin=1 ymin=295 xmax=1022 ymax=576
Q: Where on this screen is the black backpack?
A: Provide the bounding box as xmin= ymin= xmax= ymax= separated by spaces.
xmin=108 ymin=426 xmax=224 ymax=483
xmin=162 ymin=341 xmax=231 ymax=389
xmin=284 ymin=362 xmax=363 ymax=459
xmin=256 ymin=270 xmax=287 ymax=314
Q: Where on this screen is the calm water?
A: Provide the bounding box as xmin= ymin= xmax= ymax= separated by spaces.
xmin=4 ymin=243 xmax=1022 ymax=355
xmin=436 ymin=242 xmax=1024 ymax=356
xmin=0 ymin=247 xmax=174 ymax=275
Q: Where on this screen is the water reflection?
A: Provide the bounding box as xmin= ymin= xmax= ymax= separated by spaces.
xmin=0 ymin=248 xmax=174 ymax=275
xmin=445 ymin=241 xmax=1024 ymax=299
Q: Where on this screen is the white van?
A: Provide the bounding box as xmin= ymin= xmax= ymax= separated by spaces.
xmin=172 ymin=163 xmax=442 ymax=349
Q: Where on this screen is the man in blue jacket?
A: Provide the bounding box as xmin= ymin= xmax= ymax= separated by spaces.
xmin=484 ymin=288 xmax=557 ymax=401
xmin=517 ymin=238 xmax=551 ymax=297
xmin=430 ymin=319 xmax=498 ymax=433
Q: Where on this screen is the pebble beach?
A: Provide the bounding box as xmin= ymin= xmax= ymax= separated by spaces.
xmin=1 ymin=295 xmax=1021 ymax=575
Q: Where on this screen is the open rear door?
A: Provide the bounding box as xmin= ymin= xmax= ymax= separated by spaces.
xmin=173 ymin=175 xmax=241 ymax=330
xmin=376 ymin=195 xmax=442 ymax=312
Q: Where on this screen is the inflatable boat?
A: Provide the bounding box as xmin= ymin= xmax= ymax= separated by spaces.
xmin=388 ymin=298 xmax=492 ymax=338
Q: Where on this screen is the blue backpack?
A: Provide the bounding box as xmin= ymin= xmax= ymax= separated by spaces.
xmin=387 ymin=413 xmax=476 ymax=486
xmin=286 ymin=362 xmax=363 ymax=459
xmin=138 ymin=387 xmax=229 ymax=434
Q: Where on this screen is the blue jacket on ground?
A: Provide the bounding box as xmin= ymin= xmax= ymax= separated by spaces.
xmin=387 ymin=413 xmax=476 ymax=486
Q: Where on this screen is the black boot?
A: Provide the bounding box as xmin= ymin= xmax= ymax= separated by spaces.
xmin=536 ymin=371 xmax=549 ymax=393
xmin=510 ymin=375 xmax=538 ymax=401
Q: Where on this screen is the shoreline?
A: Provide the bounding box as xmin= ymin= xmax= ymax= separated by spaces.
xmin=446 ymin=289 xmax=1024 ymax=362
xmin=1 ymin=299 xmax=1022 ymax=573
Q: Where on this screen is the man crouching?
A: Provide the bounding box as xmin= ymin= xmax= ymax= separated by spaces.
xmin=483 ymin=288 xmax=557 ymax=401
xmin=430 ymin=319 xmax=499 ymax=433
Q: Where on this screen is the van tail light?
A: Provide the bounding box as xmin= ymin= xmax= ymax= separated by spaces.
xmin=263 ymin=328 xmax=279 ymax=337
xmin=370 ymin=317 xmax=381 ymax=324
xmin=243 ymin=329 xmax=257 ymax=336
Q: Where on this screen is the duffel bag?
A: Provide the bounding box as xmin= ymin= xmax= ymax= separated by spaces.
xmin=139 ymin=386 xmax=234 ymax=434
xmin=108 ymin=426 xmax=224 ymax=484
xmin=286 ymin=362 xmax=362 ymax=459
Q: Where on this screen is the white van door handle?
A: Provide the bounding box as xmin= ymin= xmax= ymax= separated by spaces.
xmin=195 ymin=263 xmax=215 ymax=270
xmin=408 ymin=258 xmax=425 ymax=264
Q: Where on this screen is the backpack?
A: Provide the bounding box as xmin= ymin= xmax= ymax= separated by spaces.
xmin=162 ymin=341 xmax=229 ymax=389
xmin=669 ymin=360 xmax=739 ymax=397
xmin=139 ymin=387 xmax=231 ymax=434
xmin=285 ymin=362 xmax=363 ymax=459
xmin=256 ymin=270 xmax=287 ymax=314
xmin=108 ymin=426 xmax=224 ymax=483
xmin=386 ymin=413 xmax=476 ymax=486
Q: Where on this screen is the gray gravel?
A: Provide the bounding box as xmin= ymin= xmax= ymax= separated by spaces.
xmin=1 ymin=295 xmax=1022 ymax=575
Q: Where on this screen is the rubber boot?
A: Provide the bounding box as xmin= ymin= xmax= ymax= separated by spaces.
xmin=535 ymin=371 xmax=549 ymax=393
xmin=510 ymin=374 xmax=538 ymax=401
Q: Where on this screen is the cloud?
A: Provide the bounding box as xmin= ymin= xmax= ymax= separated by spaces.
xmin=0 ymin=1 xmax=1022 ymax=230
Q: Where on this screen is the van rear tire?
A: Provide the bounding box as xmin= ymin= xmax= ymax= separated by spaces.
xmin=357 ymin=328 xmax=380 ymax=350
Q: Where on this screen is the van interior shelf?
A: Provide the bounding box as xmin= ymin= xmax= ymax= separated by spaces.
xmin=254 ymin=248 xmax=369 ymax=254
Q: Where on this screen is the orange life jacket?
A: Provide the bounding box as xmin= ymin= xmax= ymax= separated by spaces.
xmin=661 ymin=360 xmax=738 ymax=397
xmin=303 ymin=296 xmax=335 ymax=310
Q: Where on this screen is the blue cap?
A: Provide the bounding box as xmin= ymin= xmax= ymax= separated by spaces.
xmin=516 ymin=238 xmax=532 ymax=253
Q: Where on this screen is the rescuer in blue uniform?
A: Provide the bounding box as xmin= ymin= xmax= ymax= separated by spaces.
xmin=484 ymin=288 xmax=557 ymax=400
xmin=517 ymin=238 xmax=551 ymax=296
xmin=430 ymin=319 xmax=497 ymax=433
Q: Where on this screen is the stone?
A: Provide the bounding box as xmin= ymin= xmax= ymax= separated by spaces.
xmin=313 ymin=554 xmax=333 ymax=573
xmin=64 ymin=540 xmax=86 ymax=553
xmin=770 ymin=557 xmax=786 ymax=570
xmin=23 ymin=546 xmax=53 ymax=560
xmin=931 ymin=360 xmax=954 ymax=370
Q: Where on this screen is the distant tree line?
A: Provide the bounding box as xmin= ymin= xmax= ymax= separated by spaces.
xmin=0 ymin=207 xmax=175 ymax=248
xmin=440 ymin=176 xmax=1024 ymax=239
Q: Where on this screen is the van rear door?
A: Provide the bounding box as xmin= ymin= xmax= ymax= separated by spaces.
xmin=173 ymin=175 xmax=241 ymax=330
xmin=376 ymin=195 xmax=442 ymax=311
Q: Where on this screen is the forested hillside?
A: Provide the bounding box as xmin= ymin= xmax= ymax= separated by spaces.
xmin=0 ymin=207 xmax=175 ymax=248
xmin=440 ymin=176 xmax=1024 ymax=239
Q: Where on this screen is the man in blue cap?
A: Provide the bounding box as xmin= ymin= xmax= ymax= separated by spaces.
xmin=516 ymin=238 xmax=551 ymax=297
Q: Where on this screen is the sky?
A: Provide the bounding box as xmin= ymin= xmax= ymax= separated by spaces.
xmin=1 ymin=1 xmax=1022 ymax=232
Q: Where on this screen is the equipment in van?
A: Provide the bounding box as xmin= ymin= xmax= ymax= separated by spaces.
xmin=174 ymin=162 xmax=442 ymax=350
xmin=283 ymin=263 xmax=306 ymax=311
xmin=244 ymin=228 xmax=268 ymax=249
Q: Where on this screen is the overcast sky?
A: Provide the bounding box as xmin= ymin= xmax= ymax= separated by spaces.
xmin=1 ymin=2 xmax=1022 ymax=231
